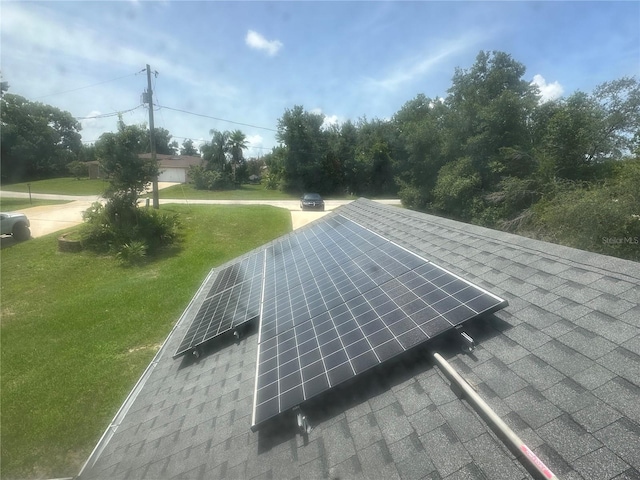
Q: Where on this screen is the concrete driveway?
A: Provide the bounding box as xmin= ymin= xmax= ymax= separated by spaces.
xmin=0 ymin=190 xmax=401 ymax=239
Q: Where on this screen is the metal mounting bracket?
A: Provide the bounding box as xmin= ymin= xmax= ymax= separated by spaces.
xmin=456 ymin=328 xmax=475 ymax=353
xmin=293 ymin=406 xmax=312 ymax=435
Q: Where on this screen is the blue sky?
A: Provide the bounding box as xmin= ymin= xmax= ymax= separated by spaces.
xmin=2 ymin=1 xmax=638 ymax=156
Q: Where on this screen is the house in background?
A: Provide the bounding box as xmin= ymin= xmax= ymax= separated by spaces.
xmin=138 ymin=153 xmax=202 ymax=183
xmin=88 ymin=154 xmax=203 ymax=183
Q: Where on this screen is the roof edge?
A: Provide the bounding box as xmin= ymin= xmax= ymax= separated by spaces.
xmin=348 ymin=198 xmax=640 ymax=281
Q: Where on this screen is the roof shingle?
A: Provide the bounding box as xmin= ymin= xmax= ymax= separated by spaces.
xmin=79 ymin=198 xmax=640 ymax=480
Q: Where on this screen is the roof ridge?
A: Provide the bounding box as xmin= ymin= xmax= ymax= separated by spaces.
xmin=343 ymin=199 xmax=640 ymax=283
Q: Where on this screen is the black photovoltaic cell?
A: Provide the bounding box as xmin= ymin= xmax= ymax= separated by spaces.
xmin=251 ymin=216 xmax=507 ymax=429
xmin=173 ymin=251 xmax=264 ymax=358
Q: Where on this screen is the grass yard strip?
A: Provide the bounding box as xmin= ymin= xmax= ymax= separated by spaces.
xmin=0 ymin=204 xmax=292 ymax=480
xmin=158 ymin=182 xmax=301 ymax=200
xmin=1 ymin=178 xmax=109 ymax=196
xmin=0 ymin=197 xmax=70 ymax=210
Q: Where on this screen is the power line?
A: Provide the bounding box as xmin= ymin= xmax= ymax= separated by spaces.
xmin=34 ymin=70 xmax=145 ymax=100
xmin=74 ymin=104 xmax=144 ymax=120
xmin=155 ymin=104 xmax=278 ymax=132
xmin=171 ymin=135 xmax=274 ymax=151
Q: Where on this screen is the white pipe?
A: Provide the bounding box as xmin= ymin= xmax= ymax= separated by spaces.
xmin=432 ymin=352 xmax=558 ymax=480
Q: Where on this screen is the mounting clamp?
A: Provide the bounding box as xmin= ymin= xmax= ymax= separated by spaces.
xmin=293 ymin=406 xmax=312 ymax=435
xmin=233 ymin=322 xmax=251 ymax=341
xmin=456 ymin=327 xmax=475 ymax=353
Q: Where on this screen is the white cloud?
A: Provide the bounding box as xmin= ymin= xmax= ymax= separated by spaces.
xmin=365 ymin=32 xmax=484 ymax=92
xmin=80 ymin=110 xmax=103 ymax=129
xmin=322 ymin=115 xmax=340 ymax=129
xmin=2 ymin=4 xmax=238 ymax=98
xmin=245 ymin=30 xmax=283 ymax=56
xmin=246 ymin=134 xmax=264 ymax=157
xmin=531 ymin=74 xmax=564 ymax=102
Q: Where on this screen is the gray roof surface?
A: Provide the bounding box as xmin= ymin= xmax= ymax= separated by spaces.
xmin=79 ymin=198 xmax=640 ymax=480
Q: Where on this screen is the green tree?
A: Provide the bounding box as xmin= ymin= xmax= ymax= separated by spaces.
xmin=530 ymin=158 xmax=640 ymax=260
xmin=393 ymin=95 xmax=448 ymax=208
xmin=534 ymin=77 xmax=640 ymax=182
xmin=79 ymin=144 xmax=98 ymax=163
xmin=263 ymin=146 xmax=286 ymax=190
xmin=84 ymin=118 xmax=179 ymax=259
xmin=180 ymin=138 xmax=199 ymax=156
xmin=67 ymin=160 xmax=89 ymax=179
xmin=432 ymin=157 xmax=481 ymax=220
xmin=357 ymin=118 xmax=398 ymax=196
xmin=276 ymin=105 xmax=327 ymax=192
xmin=151 ymin=127 xmax=177 ymax=155
xmin=591 ymin=77 xmax=640 ymax=160
xmin=229 ymin=130 xmax=248 ymax=182
xmin=534 ymin=92 xmax=603 ymax=181
xmin=1 ymin=94 xmax=82 ymax=182
xmin=0 ymin=73 xmax=8 ymax=97
xmin=202 ymin=129 xmax=230 ymax=172
xmin=446 ymin=51 xmax=539 ymax=188
xmin=330 ymin=120 xmax=358 ymax=194
xmin=246 ymin=157 xmax=266 ymax=179
xmin=192 ymin=129 xmax=248 ymax=189
xmin=95 ymin=117 xmax=159 ymax=206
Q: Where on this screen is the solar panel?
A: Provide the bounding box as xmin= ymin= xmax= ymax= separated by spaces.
xmin=173 ymin=251 xmax=264 ymax=358
xmin=251 ymin=216 xmax=507 ymax=429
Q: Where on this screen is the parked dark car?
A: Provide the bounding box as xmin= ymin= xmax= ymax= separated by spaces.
xmin=300 ymin=193 xmax=325 ymax=211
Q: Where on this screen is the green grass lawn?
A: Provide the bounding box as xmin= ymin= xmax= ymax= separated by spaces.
xmin=0 ymin=204 xmax=292 ymax=479
xmin=2 ymin=179 xmax=359 ymax=201
xmin=0 ymin=197 xmax=70 ymax=210
xmin=159 ymin=182 xmax=302 ymax=200
xmin=1 ymin=178 xmax=109 ymax=196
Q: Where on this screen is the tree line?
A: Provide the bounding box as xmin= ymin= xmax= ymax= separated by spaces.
xmin=0 ymin=89 xmax=201 ymax=184
xmin=266 ymin=51 xmax=640 ymax=260
xmin=2 ymin=51 xmax=638 ymax=259
xmin=0 ymin=86 xmax=262 ymax=187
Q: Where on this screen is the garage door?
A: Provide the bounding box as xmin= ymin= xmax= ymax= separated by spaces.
xmin=158 ymin=168 xmax=186 ymax=183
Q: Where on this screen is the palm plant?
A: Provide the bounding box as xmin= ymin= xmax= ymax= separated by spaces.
xmin=229 ymin=130 xmax=248 ymax=181
xmin=205 ymin=129 xmax=230 ymax=172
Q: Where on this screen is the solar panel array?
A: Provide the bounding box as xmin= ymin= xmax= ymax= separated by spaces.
xmin=250 ymin=216 xmax=507 ymax=429
xmin=173 ymin=251 xmax=264 ymax=358
xmin=172 ymin=213 xmax=507 ymax=426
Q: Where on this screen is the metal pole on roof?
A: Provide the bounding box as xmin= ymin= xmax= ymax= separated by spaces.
xmin=432 ymin=352 xmax=559 ymax=480
xmin=146 ymin=64 xmax=160 ymax=209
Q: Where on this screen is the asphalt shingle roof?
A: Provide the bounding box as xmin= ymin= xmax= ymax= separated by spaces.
xmin=79 ymin=198 xmax=640 ymax=480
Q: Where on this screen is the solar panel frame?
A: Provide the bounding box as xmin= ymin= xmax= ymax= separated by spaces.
xmin=173 ymin=250 xmax=265 ymax=359
xmin=251 ymin=215 xmax=507 ymax=429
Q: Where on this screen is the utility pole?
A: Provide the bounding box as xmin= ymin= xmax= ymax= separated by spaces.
xmin=145 ymin=64 xmax=160 ymax=209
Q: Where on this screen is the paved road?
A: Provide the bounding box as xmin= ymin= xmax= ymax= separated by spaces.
xmin=0 ymin=190 xmax=401 ymax=239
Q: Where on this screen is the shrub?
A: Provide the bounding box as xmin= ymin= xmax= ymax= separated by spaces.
xmin=134 ymin=208 xmax=181 ymax=252
xmin=529 ymin=160 xmax=640 ymax=260
xmin=115 ymin=241 xmax=147 ymax=265
xmin=263 ymin=172 xmax=281 ymax=190
xmin=432 ymin=157 xmax=481 ymax=220
xmin=81 ymin=200 xmax=181 ymax=258
xmin=397 ymin=183 xmax=429 ymax=211
xmin=189 ymin=165 xmax=235 ymax=190
xmin=67 ymin=160 xmax=89 ymax=179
